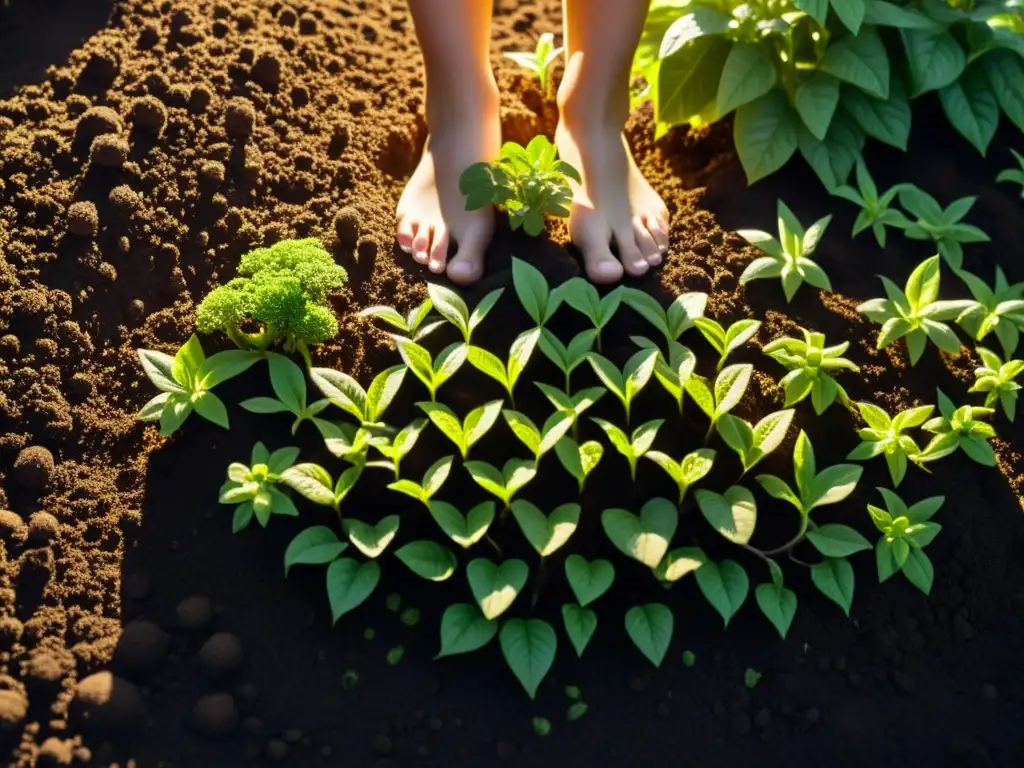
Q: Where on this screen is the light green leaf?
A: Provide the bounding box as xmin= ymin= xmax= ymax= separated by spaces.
xmin=467 ymin=558 xmax=529 ymax=620
xmin=511 ymin=501 xmax=581 ymax=557
xmin=344 ymin=515 xmax=400 ymax=559
xmin=394 ymin=540 xmax=458 ymax=582
xmin=601 ymin=498 xmax=678 ymax=568
xmin=695 ymin=486 xmax=757 ymax=545
xmin=795 ymin=72 xmax=840 ymax=140
xmin=428 ymin=500 xmax=495 ymax=548
xmin=284 ymin=526 xmax=347 ymax=575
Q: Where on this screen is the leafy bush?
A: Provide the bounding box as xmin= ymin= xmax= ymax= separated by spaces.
xmin=636 ymin=0 xmax=1024 ymax=187
xmin=196 ymin=238 xmax=347 ymax=366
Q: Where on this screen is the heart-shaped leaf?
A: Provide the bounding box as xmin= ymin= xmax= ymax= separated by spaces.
xmin=694 ymin=559 xmax=749 ymax=626
xmin=428 ymin=500 xmax=495 ymax=548
xmin=601 ymin=498 xmax=678 ymax=568
xmin=755 ymin=582 xmax=798 ymax=638
xmin=326 ymin=558 xmax=380 ymax=623
xmin=656 ymin=546 xmax=706 ymax=582
xmin=561 ymin=604 xmax=597 ymax=657
xmin=500 ymin=618 xmax=557 ymax=699
xmin=811 ymin=557 xmax=854 ymax=615
xmin=284 ymin=526 xmax=347 ymax=575
xmin=510 ymin=501 xmax=580 ymax=557
xmin=437 ymin=603 xmax=498 ymax=658
xmin=344 ymin=515 xmax=399 ymax=559
xmin=625 ymin=603 xmax=674 ymax=667
xmin=467 ymin=559 xmax=529 ymax=620
xmin=564 ymin=555 xmax=615 ymax=606
xmin=806 ymin=523 xmax=871 ymax=557
xmin=695 ymin=486 xmax=757 ymax=545
xmin=394 ymin=540 xmax=458 ymax=582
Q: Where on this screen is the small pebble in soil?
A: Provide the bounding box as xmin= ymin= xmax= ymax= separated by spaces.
xmin=199 ymin=632 xmax=243 ymax=678
xmin=67 ymin=201 xmax=99 ymax=238
xmin=193 ymin=693 xmax=238 ymax=735
xmin=0 ymin=511 xmax=27 ymax=544
xmin=266 ymin=738 xmax=289 ymax=761
xmin=0 ymin=335 xmax=19 ymax=357
xmin=14 ymin=446 xmax=55 ymax=490
xmin=199 ymin=160 xmax=226 ymax=186
xmin=109 ymin=185 xmax=142 ymax=216
xmin=72 ymin=671 xmax=144 ymax=730
xmin=76 ymin=106 xmax=122 ymax=141
xmin=176 ymin=595 xmax=213 ymax=630
xmin=252 ymin=53 xmax=283 ymax=90
xmin=27 ymin=512 xmax=60 ymax=545
xmin=36 ymin=736 xmax=75 ymax=766
xmin=114 ymin=620 xmax=169 ymax=674
xmin=90 ymin=134 xmax=129 ymax=168
xmin=225 ymin=97 xmax=256 ymax=137
xmin=130 ymin=96 xmax=167 ymax=134
xmin=189 ymin=85 xmax=213 ymax=113
xmin=334 ymin=206 xmax=360 ymax=249
xmin=0 ymin=616 xmax=24 ymax=647
xmin=0 ymin=688 xmax=28 ymax=729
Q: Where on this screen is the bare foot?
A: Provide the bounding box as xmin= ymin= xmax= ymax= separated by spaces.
xmin=396 ymin=89 xmax=501 ymax=285
xmin=554 ymin=121 xmax=670 ymax=284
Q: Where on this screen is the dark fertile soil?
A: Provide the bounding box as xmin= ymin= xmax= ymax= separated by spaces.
xmin=1 ymin=0 xmax=1023 ymax=766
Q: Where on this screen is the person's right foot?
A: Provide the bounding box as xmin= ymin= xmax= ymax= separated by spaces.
xmin=395 ymin=86 xmax=501 ymax=286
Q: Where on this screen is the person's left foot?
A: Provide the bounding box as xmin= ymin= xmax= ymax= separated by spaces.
xmin=554 ymin=120 xmax=670 ymax=284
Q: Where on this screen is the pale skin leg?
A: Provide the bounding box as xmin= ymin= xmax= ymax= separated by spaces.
xmin=556 ymin=0 xmax=670 ymax=284
xmin=397 ymin=0 xmax=501 ymax=285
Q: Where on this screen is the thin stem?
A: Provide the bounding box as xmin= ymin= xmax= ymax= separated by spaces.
xmin=704 ymin=420 xmax=716 ymax=445
xmin=565 ymin=370 xmax=571 ymax=396
xmin=761 ymin=515 xmax=809 ymax=558
xmin=486 ymin=533 xmax=503 ymax=559
xmin=531 ymin=556 xmax=547 ymax=610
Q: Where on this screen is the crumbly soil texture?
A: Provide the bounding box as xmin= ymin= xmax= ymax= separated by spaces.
xmin=0 ymin=0 xmax=1023 ymax=766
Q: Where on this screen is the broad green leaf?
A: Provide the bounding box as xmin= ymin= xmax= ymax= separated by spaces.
xmin=467 ymin=558 xmax=529 ymax=620
xmin=695 ymin=486 xmax=756 ymax=545
xmin=811 ymin=557 xmax=855 ymax=615
xmin=842 ymin=81 xmax=911 ymax=150
xmin=344 ymin=515 xmax=400 ymax=559
xmin=512 ymin=258 xmax=558 ymax=326
xmin=831 ymin=0 xmax=865 ymax=33
xmin=196 ymin=349 xmax=260 ymax=389
xmin=562 ymin=604 xmax=598 ymax=657
xmin=735 ymin=90 xmax=800 ymax=184
xmin=437 ymin=603 xmax=498 ymax=657
xmin=240 ymin=396 xmax=290 ymax=414
xmin=656 ymin=546 xmax=706 ymax=582
xmin=510 ymin=501 xmax=581 ymax=557
xmin=139 ymin=349 xmax=185 ymax=393
xmin=755 ymin=583 xmax=797 ymax=639
xmin=467 ymin=345 xmax=508 ymax=388
xmin=193 ymin=392 xmax=229 ymax=429
xmin=820 ymin=27 xmax=890 ymax=99
xmin=564 ymin=555 xmax=615 ymax=606
xmin=280 ymin=463 xmax=336 ymax=506
xmin=806 ymin=523 xmax=872 ymax=557
xmin=601 ymin=498 xmax=678 ymax=568
xmin=365 ymin=365 xmax=407 ymax=423
xmin=901 ymin=27 xmax=965 ymax=97
xmin=795 ymin=72 xmax=840 ymax=140
xmin=284 ymin=526 xmax=347 ymax=575
xmin=717 ymin=43 xmax=778 ymax=116
xmin=427 ymin=283 xmax=471 ymax=338
xmin=657 ymin=36 xmax=732 ymax=128
xmin=939 ymin=62 xmax=999 ymax=155
xmin=394 ymin=540 xmax=458 ymax=581
xmin=428 ymin=500 xmax=495 ymax=548
xmin=326 ymin=558 xmax=380 ymax=623
xmin=902 ymin=547 xmax=934 ymax=594
xmin=268 ymin=354 xmax=306 ymax=414
xmin=625 ymin=603 xmax=674 ymax=667
xmin=806 ymin=464 xmax=863 ymax=509
xmin=715 ymin=363 xmax=753 ymax=417
xmin=694 ymin=559 xmax=749 ymax=627
xmin=500 ymin=618 xmax=557 ymax=699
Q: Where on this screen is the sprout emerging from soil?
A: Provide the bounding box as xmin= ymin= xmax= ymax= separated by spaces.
xmin=195 ymin=238 xmax=347 ymax=366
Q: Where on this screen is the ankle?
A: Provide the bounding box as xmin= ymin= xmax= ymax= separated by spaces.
xmin=556 ymin=53 xmax=628 ymax=130
xmin=425 ymin=75 xmax=500 ymax=130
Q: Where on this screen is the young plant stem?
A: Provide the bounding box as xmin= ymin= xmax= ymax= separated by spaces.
xmin=564 ymin=371 xmax=571 ymax=396
xmin=486 ymin=533 xmax=504 ymax=559
xmin=531 ymin=557 xmax=547 ymax=610
xmin=760 ymin=515 xmax=809 ymax=559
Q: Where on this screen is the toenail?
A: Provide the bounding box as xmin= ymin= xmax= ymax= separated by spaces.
xmin=649 ymin=254 xmax=663 ymax=265
xmin=429 ymin=260 xmax=443 ymax=273
xmin=400 ymin=244 xmax=412 ymax=254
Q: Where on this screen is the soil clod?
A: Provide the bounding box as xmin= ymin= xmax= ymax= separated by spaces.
xmin=199 ymin=632 xmax=243 ymax=678
xmin=13 ymin=446 xmax=55 ymax=490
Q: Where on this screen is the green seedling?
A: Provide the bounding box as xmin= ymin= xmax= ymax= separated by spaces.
xmin=554 ymin=279 xmax=625 ymax=350
xmin=846 ymin=402 xmax=934 ymax=486
xmin=538 ymin=328 xmax=597 ymax=393
xmin=553 ymin=436 xmax=604 ymax=492
xmin=625 ymin=603 xmax=674 ymax=668
xmin=464 ymin=459 xmax=537 ymax=508
xmin=857 ymin=255 xmax=971 ymax=365
xmin=343 ymin=515 xmax=400 ymax=559
xmin=643 ymin=448 xmax=716 ymax=504
xmin=426 ymin=283 xmax=504 ymax=344
xmin=374 ymin=419 xmax=429 ymax=480
xmin=327 ymin=557 xmax=381 ymax=623
xmin=279 ymin=461 xmax=364 ymax=513
xmin=358 ymin=298 xmax=442 ymax=342
xmin=684 ymin=363 xmax=753 ymax=439
xmin=503 ymin=32 xmax=563 ymax=93
xmin=468 ymin=558 xmax=529 ymax=620
xmin=632 ymin=336 xmax=697 ymax=414
xmin=954 ymin=266 xmax=1024 ymax=358
xmin=689 ymin=552 xmax=748 ymax=626
xmin=394 ymin=338 xmax=467 ymax=402
xmin=591 ymin=417 xmax=663 ymax=481
xmin=586 ymin=349 xmax=660 ymax=425
xmin=970 ymin=347 xmax=1023 ymax=421
xmin=503 ymin=409 xmax=574 ymax=467
xmin=283 ymin=525 xmax=349 ymax=574
xmin=241 ymin=353 xmax=330 ymax=433
xmin=394 ymin=540 xmax=458 ymax=581
xmin=717 ymin=409 xmax=795 ymax=474
xmin=510 ymin=500 xmax=581 ymax=557
xmin=757 ymin=431 xmax=863 ymax=523
xmin=693 ymin=317 xmax=761 ymax=371
xmin=195 ymin=238 xmax=347 ymax=366
xmin=219 ymin=442 xmax=300 ymax=531
xmin=309 ymin=364 xmax=406 ymax=428
xmin=460 ymin=138 xmax=579 ymax=237
xmin=536 ymin=383 xmax=604 ymax=437
xmin=417 ymin=400 xmax=504 ymax=459
xmin=763 ymin=328 xmax=858 ymax=414
xmin=387 ymin=455 xmax=454 ymax=505
xmin=744 ymin=668 xmax=762 ymax=689
xmin=622 ymin=288 xmax=707 ymax=343
xmin=602 ymin=498 xmax=678 ymax=569
xmin=997 ymin=148 xmax=1024 ymax=199
xmin=138 ymin=334 xmax=260 ymax=435
xmin=428 ymin=501 xmax=496 ymax=549
xmin=312 ymin=420 xmax=387 ymax=464
xmin=468 ymin=327 xmax=541 ymax=406
xmin=869 ymin=488 xmax=944 ymax=595
xmin=896 ymin=186 xmax=990 ymax=269
xmin=737 ymin=200 xmax=832 ymax=302
xmin=921 ymin=389 xmax=998 ymax=467
xmin=513 ymin=257 xmax=563 ymax=327
xmin=831 ymin=157 xmax=911 ymax=248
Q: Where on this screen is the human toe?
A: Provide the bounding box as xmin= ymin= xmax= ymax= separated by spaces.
xmin=644 ymin=212 xmax=670 ymax=254
xmin=633 ymin=217 xmax=662 ymax=267
xmin=396 ymin=215 xmax=415 ymax=255
xmin=411 ymin=225 xmax=431 ymax=265
xmin=446 ymin=223 xmax=489 ymax=286
xmin=428 ymin=228 xmax=450 ymax=274
xmin=613 ymin=227 xmax=650 ymax=277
